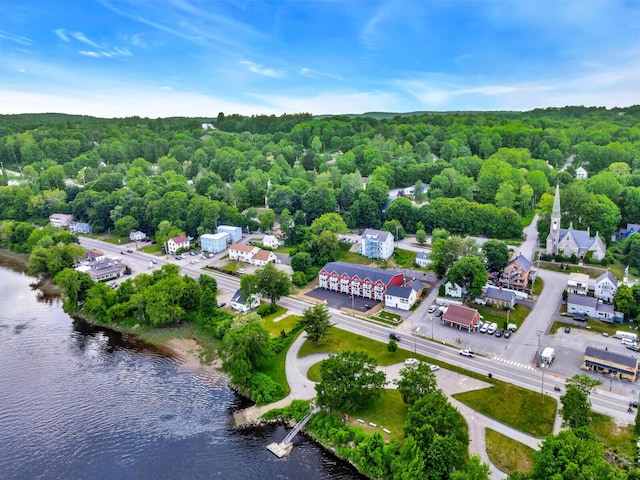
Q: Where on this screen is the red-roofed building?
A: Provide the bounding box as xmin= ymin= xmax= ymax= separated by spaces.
xmin=318 ymin=261 xmax=404 ymax=301
xmin=442 ymin=304 xmax=480 ymax=332
xmin=167 ymin=235 xmax=190 ymax=254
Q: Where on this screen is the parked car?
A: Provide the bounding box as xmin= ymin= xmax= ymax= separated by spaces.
xmin=630 ymin=401 xmax=638 ymax=408
xmin=495 ymin=328 xmax=505 ymax=338
xmin=429 ymin=364 xmax=440 ymax=371
xmin=479 ymin=323 xmax=489 ymax=333
xmin=435 ymin=309 xmax=444 ymax=317
xmin=404 ymin=358 xmax=419 ymax=365
xmin=504 ymin=330 xmax=512 ymax=339
xmin=459 ymin=349 xmax=475 ymax=358
xmin=389 ymin=333 xmax=401 ymax=342
xmin=627 ymin=345 xmax=640 ymax=352
xmin=487 ymin=323 xmax=498 ymax=335
xmin=601 ymin=332 xmax=609 ymax=337
xmin=218 ymin=302 xmax=226 ymax=308
xmin=565 ymin=326 xmax=571 ymax=333
xmin=428 ymin=305 xmax=437 ymax=313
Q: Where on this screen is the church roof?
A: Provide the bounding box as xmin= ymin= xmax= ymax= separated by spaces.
xmin=560 ymin=226 xmax=597 ymax=250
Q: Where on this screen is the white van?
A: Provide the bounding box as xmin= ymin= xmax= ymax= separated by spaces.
xmin=622 ymin=338 xmax=637 ymax=347
xmin=615 ymin=331 xmax=638 ymax=342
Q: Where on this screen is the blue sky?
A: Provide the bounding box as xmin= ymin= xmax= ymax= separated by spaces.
xmin=1 ymin=0 xmax=639 ymax=117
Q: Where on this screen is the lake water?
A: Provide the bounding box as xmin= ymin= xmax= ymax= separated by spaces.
xmin=0 ymin=264 xmax=362 ymax=480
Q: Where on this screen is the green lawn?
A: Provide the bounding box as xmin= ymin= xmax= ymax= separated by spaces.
xmin=592 ymin=412 xmax=637 ymax=464
xmin=263 ymin=314 xmax=301 ymax=337
xmin=391 ymin=248 xmax=417 ymax=268
xmin=298 ymin=327 xmax=415 ymax=365
xmin=140 ymin=244 xmax=162 ymax=254
xmin=551 ymin=318 xmax=635 ymax=336
xmin=486 ymin=428 xmax=535 ymax=475
xmin=344 ymin=389 xmax=409 ymax=442
xmin=453 ymin=384 xmax=556 ymax=438
xmin=260 ymin=330 xmax=305 ymax=399
xmin=532 ymin=277 xmax=544 ymax=295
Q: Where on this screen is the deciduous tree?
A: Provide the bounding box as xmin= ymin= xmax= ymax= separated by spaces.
xmin=300 ymin=303 xmax=332 ymax=345
xmin=256 ymin=263 xmax=291 ymax=306
xmin=315 ymin=350 xmax=387 ymax=412
xmin=395 ymin=362 xmax=438 ymax=405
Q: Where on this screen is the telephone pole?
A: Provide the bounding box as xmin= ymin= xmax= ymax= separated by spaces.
xmin=537 ymin=330 xmax=544 ymax=398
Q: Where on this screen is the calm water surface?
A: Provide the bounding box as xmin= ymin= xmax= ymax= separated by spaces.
xmin=0 ymin=265 xmax=362 ymax=480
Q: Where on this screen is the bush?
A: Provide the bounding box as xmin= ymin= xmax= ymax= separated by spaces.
xmin=248 ymin=372 xmax=284 ymax=404
xmin=292 ymin=271 xmax=308 ymax=287
xmin=257 ymin=303 xmax=277 ymax=317
xmin=387 ymin=339 xmax=398 ymax=352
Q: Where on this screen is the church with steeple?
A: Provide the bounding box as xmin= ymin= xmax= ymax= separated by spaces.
xmin=546 ymin=184 xmax=606 ymax=261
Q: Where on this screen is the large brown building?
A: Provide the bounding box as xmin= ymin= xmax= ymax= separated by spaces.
xmin=441 ymin=304 xmax=480 ymax=333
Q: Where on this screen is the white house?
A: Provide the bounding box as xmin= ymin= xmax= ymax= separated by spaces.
xmin=575 ymin=166 xmax=588 ymax=180
xmin=384 ymin=280 xmax=423 ymax=311
xmin=360 ymin=228 xmax=394 ymax=260
xmin=262 ymin=234 xmax=280 ymax=249
xmin=251 ymin=249 xmax=278 ymax=267
xmin=200 ymin=233 xmax=228 ymax=254
xmin=69 ymin=221 xmax=92 ymax=234
xmin=445 ymin=281 xmax=465 ymax=298
xmin=229 ymin=243 xmax=259 ymax=263
xmin=594 ymin=270 xmax=618 ymax=303
xmin=217 ymin=225 xmax=243 ymax=243
xmin=403 ymin=182 xmax=428 ymax=196
xmin=129 ymin=230 xmax=147 ymax=241
xmin=415 ymin=251 xmax=432 ymax=268
xmin=201 ymin=123 xmax=216 ymax=131
xmin=567 ymin=293 xmax=614 ymax=321
xmin=567 ymin=272 xmax=590 ymax=296
xmin=230 ymin=289 xmax=260 ymax=312
xmin=49 ymin=213 xmax=74 ymax=228
xmin=167 ymin=235 xmax=190 ymax=254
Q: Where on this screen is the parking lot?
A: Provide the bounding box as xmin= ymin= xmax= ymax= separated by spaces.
xmin=305 ymin=288 xmax=381 ymax=313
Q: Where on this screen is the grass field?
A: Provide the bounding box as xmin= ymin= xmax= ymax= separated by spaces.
xmin=345 ymin=389 xmax=409 ymax=442
xmin=391 ymin=248 xmax=417 ymax=268
xmin=592 ymin=412 xmax=637 ymax=464
xmin=263 ymin=314 xmax=301 ymax=337
xmin=532 ymin=277 xmax=543 ymax=295
xmin=453 ymin=384 xmax=556 ymax=437
xmin=298 ymin=326 xmax=415 ymax=365
xmin=550 ymin=318 xmax=637 ymax=337
xmin=485 ymin=428 xmax=536 ymax=475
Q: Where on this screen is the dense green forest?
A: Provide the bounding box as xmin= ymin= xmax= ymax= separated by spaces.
xmin=1 ymin=107 xmax=638 ymax=248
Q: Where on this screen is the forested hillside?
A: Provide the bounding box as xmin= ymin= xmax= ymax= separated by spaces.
xmin=1 ymin=107 xmax=639 ymax=247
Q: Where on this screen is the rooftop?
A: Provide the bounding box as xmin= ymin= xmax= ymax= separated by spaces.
xmin=320 ymin=261 xmax=402 ymax=285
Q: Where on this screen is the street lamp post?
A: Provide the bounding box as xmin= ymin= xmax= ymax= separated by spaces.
xmin=430 ymin=315 xmax=434 ymax=340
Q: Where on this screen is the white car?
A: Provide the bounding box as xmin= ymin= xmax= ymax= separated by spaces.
xmin=404 ymin=358 xmax=419 ymax=365
xmin=429 ymin=364 xmax=440 ymax=371
xmin=428 ymin=305 xmax=437 ymax=313
xmin=487 ymin=323 xmax=498 ymax=335
xmin=480 ymin=322 xmax=489 ymax=333
xmin=459 ymin=349 xmax=475 ymax=358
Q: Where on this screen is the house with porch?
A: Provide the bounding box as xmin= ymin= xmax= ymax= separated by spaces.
xmin=500 ymin=254 xmax=533 ymax=291
xmin=594 ymin=270 xmax=618 ymax=303
xmin=230 ymin=289 xmax=260 ymax=313
xmin=49 ymin=213 xmax=74 ymax=228
xmin=384 ymin=280 xmax=423 ymax=311
xmin=360 ymin=229 xmax=394 ymax=260
xmin=567 ymin=272 xmax=590 ymax=296
xmin=582 ymin=346 xmax=638 ymax=382
xmin=445 ymin=281 xmax=465 ymax=298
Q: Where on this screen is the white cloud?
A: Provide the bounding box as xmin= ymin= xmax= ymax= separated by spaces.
xmin=0 ymin=30 xmax=33 ymax=46
xmin=239 ymin=61 xmax=283 ymax=78
xmin=54 ymin=29 xmax=69 ymax=42
xmin=71 ymin=32 xmax=101 ymax=48
xmin=79 ymin=51 xmax=101 ymax=58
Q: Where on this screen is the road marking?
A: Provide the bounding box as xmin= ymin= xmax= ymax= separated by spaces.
xmin=492 ymin=356 xmax=535 ymax=370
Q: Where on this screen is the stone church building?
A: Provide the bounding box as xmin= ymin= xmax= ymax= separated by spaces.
xmin=546 ymin=184 xmax=606 ymax=261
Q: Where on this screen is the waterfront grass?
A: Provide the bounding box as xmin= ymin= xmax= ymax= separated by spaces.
xmin=298 ymin=326 xmax=414 ymax=365
xmin=261 ymin=330 xmax=305 ymax=399
xmin=134 ymin=324 xmax=219 ymax=364
xmin=453 ymin=384 xmax=556 ymax=438
xmin=485 ymin=428 xmax=535 ymax=475
xmin=347 ymin=389 xmax=408 ymax=442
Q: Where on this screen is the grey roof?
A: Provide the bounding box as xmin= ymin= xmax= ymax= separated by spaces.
xmin=596 ymin=302 xmax=614 ymax=315
xmin=231 ymin=289 xmax=250 ymax=304
xmin=509 ymin=254 xmax=532 ymax=271
xmin=596 ymin=270 xmax=618 ymax=287
xmin=567 ymin=293 xmax=597 ymax=308
xmin=485 ymin=286 xmax=515 ymax=302
xmin=385 ymin=285 xmax=411 ymax=298
xmin=585 ymin=346 xmax=638 ymax=369
xmin=321 ymin=261 xmax=402 ymax=285
xmin=416 ymin=251 xmax=430 ymax=260
xmin=409 ymin=280 xmax=424 ymax=292
xmin=362 ymin=228 xmax=392 ymax=242
xmin=560 ymin=226 xmax=598 ymax=250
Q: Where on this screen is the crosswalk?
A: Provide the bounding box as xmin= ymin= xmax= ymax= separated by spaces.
xmin=493 ymin=356 xmax=536 ymax=371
